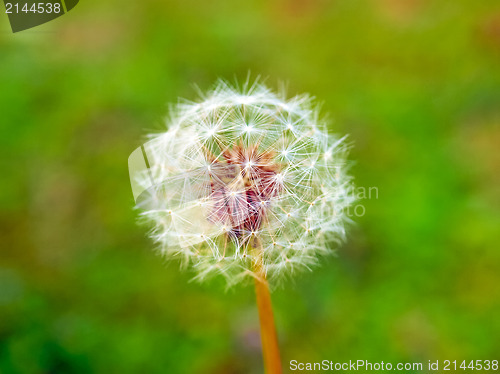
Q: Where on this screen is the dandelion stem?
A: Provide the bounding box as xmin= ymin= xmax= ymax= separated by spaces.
xmin=254 ymin=270 xmax=282 ymax=373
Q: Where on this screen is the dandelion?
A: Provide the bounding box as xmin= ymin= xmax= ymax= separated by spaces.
xmin=128 ymin=79 xmax=355 ymax=373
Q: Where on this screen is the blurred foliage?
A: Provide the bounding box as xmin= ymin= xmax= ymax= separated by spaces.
xmin=1 ymin=0 xmax=500 ymax=373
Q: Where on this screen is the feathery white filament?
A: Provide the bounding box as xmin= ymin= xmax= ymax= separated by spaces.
xmin=132 ymin=80 xmax=355 ymax=286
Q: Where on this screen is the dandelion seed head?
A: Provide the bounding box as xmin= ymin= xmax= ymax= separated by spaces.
xmin=132 ymin=79 xmax=355 ymax=286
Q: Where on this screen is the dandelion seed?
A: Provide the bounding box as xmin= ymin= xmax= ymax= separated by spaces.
xmin=129 ymin=79 xmax=355 ymax=288
xmin=130 ymin=81 xmax=355 ymax=371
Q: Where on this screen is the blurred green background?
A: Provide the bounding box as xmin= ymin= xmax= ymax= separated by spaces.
xmin=1 ymin=0 xmax=500 ymax=373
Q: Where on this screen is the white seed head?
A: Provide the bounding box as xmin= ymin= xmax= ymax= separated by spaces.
xmin=131 ymin=80 xmax=355 ymax=286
